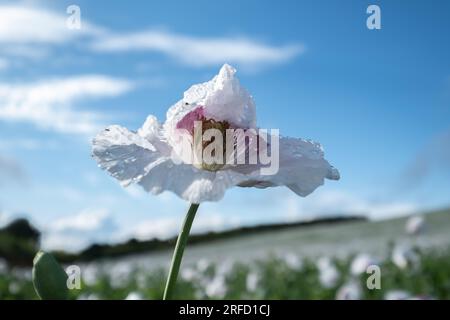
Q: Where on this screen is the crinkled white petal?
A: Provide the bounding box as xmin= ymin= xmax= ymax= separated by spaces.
xmin=233 ymin=136 xmax=340 ymax=197
xmin=137 ymin=161 xmax=250 ymax=203
xmin=92 ymin=125 xmax=162 ymax=187
xmin=138 ymin=115 xmax=161 ymax=141
xmin=138 ymin=115 xmax=172 ymax=157
xmin=277 ymin=137 xmax=339 ymax=196
xmin=201 ymin=64 xmax=256 ymax=128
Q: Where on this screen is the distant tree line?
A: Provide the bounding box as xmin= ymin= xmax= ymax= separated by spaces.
xmin=0 ymin=218 xmax=40 ymax=266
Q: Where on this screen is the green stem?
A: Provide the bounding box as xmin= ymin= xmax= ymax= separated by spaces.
xmin=163 ymin=203 xmax=199 ymax=300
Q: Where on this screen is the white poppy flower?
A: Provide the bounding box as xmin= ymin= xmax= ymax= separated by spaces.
xmin=196 ymin=258 xmax=211 ymax=273
xmin=391 ymin=245 xmax=420 ymax=270
xmin=350 ymin=253 xmax=379 ymax=276
xmin=181 ymin=267 xmax=197 ymax=282
xmin=205 ymin=274 xmax=227 ymax=298
xmin=384 ymin=290 xmax=411 ymax=300
xmin=316 ymin=257 xmax=339 ymax=288
xmin=336 ymin=281 xmax=362 ymax=300
xmin=77 ymin=293 xmax=100 ymax=300
xmin=281 ymin=252 xmax=303 ymax=270
xmin=0 ymin=258 xmax=8 ymax=274
xmin=125 ymin=291 xmax=144 ymax=300
xmin=405 ymin=215 xmax=426 ymax=235
xmin=92 ymin=64 xmax=339 ymax=203
xmin=216 ymin=259 xmax=234 ymax=277
xmin=246 ymin=272 xmax=260 ymax=292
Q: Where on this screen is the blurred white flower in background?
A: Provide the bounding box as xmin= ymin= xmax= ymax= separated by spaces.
xmin=8 ymin=281 xmax=21 ymax=295
xmin=336 ymin=281 xmax=362 ymax=300
xmin=216 ymin=259 xmax=234 ymax=277
xmin=135 ymin=271 xmax=150 ymax=290
xmin=0 ymin=258 xmax=8 ymax=274
xmin=205 ymin=274 xmax=227 ymax=298
xmin=125 ymin=291 xmax=144 ymax=300
xmin=77 ymin=293 xmax=100 ymax=300
xmin=384 ymin=290 xmax=411 ymax=300
xmin=81 ymin=263 xmax=100 ymax=286
xmin=317 ymin=257 xmax=339 ymax=288
xmin=196 ymin=258 xmax=211 ymax=273
xmin=391 ymin=245 xmax=420 ymax=270
xmin=92 ymin=64 xmax=339 ymax=203
xmin=350 ymin=253 xmax=379 ymax=276
xmin=281 ymin=252 xmax=303 ymax=270
xmin=405 ymin=215 xmax=426 ymax=236
xmin=246 ymin=272 xmax=260 ymax=292
xmin=408 ymin=295 xmax=435 ymax=300
xmin=181 ymin=266 xmax=197 ymax=282
xmin=109 ymin=262 xmax=135 ymax=288
xmin=192 ymin=259 xmax=234 ymax=298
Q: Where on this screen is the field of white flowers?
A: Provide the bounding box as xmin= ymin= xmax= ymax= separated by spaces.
xmin=1 ymin=210 xmax=449 ymax=300
xmin=2 ymin=246 xmax=450 ymax=300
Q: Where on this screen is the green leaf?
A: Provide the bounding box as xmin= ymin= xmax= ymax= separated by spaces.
xmin=32 ymin=250 xmax=69 ymax=300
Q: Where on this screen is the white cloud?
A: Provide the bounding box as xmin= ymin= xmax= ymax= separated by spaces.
xmin=51 ymin=208 xmax=111 ymax=232
xmin=131 ymin=213 xmax=241 ymax=240
xmin=0 ymin=5 xmax=103 ymax=66
xmin=41 ymin=233 xmax=91 ymax=253
xmin=0 ymin=75 xmax=133 ymax=134
xmin=42 ymin=208 xmax=117 ymax=251
xmin=0 ymin=4 xmax=302 ymax=69
xmin=132 ymin=218 xmax=179 ymax=240
xmin=0 ymin=5 xmax=100 ymax=44
xmin=282 ymin=189 xmax=418 ymax=221
xmin=92 ymin=30 xmax=303 ymax=67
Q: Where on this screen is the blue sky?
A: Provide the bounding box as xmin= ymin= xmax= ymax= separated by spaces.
xmin=0 ymin=0 xmax=449 ymax=251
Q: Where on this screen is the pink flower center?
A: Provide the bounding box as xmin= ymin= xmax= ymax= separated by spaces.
xmin=175 ymin=106 xmax=264 ymax=172
xmin=176 ymin=106 xmax=232 ymax=171
xmin=176 ymin=106 xmax=206 ymax=134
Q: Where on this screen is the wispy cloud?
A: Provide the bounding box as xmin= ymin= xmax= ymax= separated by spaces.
xmin=0 ymin=4 xmax=302 ymax=69
xmin=42 ymin=208 xmax=117 ymax=251
xmin=51 ymin=208 xmax=112 ymax=232
xmin=282 ymin=189 xmax=418 ymax=221
xmin=0 ymin=4 xmax=102 ymax=66
xmin=0 ymin=5 xmax=101 ymax=44
xmin=0 ymin=3 xmax=300 ymax=136
xmin=92 ymin=30 xmax=304 ymax=68
xmin=0 ymin=75 xmax=133 ymax=135
xmin=131 ymin=213 xmax=241 ymax=240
